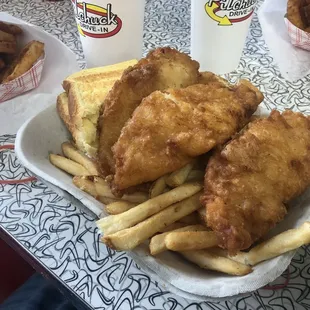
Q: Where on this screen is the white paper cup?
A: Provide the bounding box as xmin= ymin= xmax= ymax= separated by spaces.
xmin=71 ymin=0 xmax=145 ymax=68
xmin=191 ymin=0 xmax=258 ymax=74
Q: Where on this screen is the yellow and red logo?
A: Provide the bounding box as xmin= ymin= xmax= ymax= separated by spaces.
xmin=205 ymin=0 xmax=257 ymax=26
xmin=73 ymin=1 xmax=122 ymax=38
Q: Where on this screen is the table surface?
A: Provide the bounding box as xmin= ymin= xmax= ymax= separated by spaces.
xmin=1 ymin=0 xmax=310 ymax=309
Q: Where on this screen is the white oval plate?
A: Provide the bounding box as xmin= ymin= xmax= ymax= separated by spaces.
xmin=15 ymin=102 xmax=310 ymax=300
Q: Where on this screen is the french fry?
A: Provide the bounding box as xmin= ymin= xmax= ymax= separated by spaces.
xmin=158 ymin=222 xmax=187 ymax=233
xmin=149 ymin=175 xmax=167 ymax=198
xmin=0 ymin=29 xmax=15 ymax=42
xmin=49 ymin=154 xmax=90 ymax=176
xmin=166 ymin=162 xmax=195 ymax=187
xmin=98 ymin=196 xmax=121 ymax=205
xmin=197 ymin=207 xmax=207 ymax=225
xmin=229 ymin=222 xmax=310 ymax=266
xmin=178 ymin=212 xmax=200 ymax=225
xmin=2 ymin=40 xmax=45 ymax=83
xmin=0 ymin=21 xmax=23 ymax=35
xmin=186 ymin=170 xmax=205 ymax=182
xmin=150 ymin=224 xmax=207 ymax=255
xmin=105 ymin=201 xmax=137 ymax=215
xmin=102 ymin=192 xmax=202 ymax=250
xmin=0 ymin=41 xmax=16 ymax=54
xmin=73 ymin=176 xmax=97 ymax=197
xmin=165 ymin=231 xmax=218 ymax=251
xmin=72 ymin=177 xmax=126 ymax=205
xmin=94 ymin=177 xmax=148 ymax=203
xmin=62 ymin=142 xmax=98 ymax=175
xmin=96 ymin=182 xmax=202 ymax=235
xmin=180 ymin=250 xmax=252 ymax=276
xmin=93 ymin=176 xmax=104 ymax=184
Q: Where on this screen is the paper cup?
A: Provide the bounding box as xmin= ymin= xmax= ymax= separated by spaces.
xmin=284 ymin=16 xmax=310 ymax=51
xmin=71 ymin=0 xmax=145 ymax=68
xmin=191 ymin=0 xmax=259 ymax=74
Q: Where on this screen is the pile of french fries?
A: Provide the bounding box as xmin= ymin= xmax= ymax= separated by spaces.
xmin=0 ymin=21 xmax=45 ymax=84
xmin=0 ymin=21 xmax=23 ymax=76
xmin=50 ymin=141 xmax=310 ymax=276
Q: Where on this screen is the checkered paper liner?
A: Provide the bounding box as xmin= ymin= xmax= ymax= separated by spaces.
xmin=0 ymin=56 xmax=45 ymax=103
xmin=285 ymin=16 xmax=310 ymax=51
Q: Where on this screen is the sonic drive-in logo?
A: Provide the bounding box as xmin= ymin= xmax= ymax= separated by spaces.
xmin=205 ymin=0 xmax=257 ymax=26
xmin=72 ymin=1 xmax=122 ymax=38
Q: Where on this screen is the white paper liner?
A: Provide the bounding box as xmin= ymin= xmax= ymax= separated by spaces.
xmin=284 ymin=16 xmax=310 ymax=51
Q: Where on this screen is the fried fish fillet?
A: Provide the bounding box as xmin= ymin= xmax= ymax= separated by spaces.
xmin=201 ymin=110 xmax=310 ymax=254
xmin=97 ymin=47 xmax=200 ymax=176
xmin=112 ymin=78 xmax=263 ymax=191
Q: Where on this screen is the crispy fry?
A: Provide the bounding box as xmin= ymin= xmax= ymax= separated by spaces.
xmin=49 ymin=154 xmax=90 ymax=176
xmin=158 ymin=222 xmax=187 ymax=233
xmin=102 ymin=192 xmax=202 ymax=250
xmin=149 ymin=175 xmax=168 ymax=198
xmin=165 ymin=231 xmax=218 ymax=251
xmin=98 ymin=196 xmax=121 ymax=205
xmin=73 ymin=176 xmax=97 ymax=197
xmin=0 ymin=30 xmax=15 ymax=42
xmin=94 ymin=176 xmax=106 ymax=185
xmin=62 ymin=141 xmax=98 ymax=175
xmin=178 ymin=212 xmax=200 ymax=225
xmin=166 ymin=162 xmax=195 ymax=187
xmin=96 ymin=182 xmax=202 ymax=235
xmin=186 ymin=170 xmax=205 ymax=182
xmin=105 ymin=201 xmax=137 ymax=215
xmin=150 ymin=224 xmax=207 ymax=255
xmin=180 ymin=250 xmax=252 ymax=276
xmin=94 ymin=177 xmax=148 ymax=203
xmin=2 ymin=40 xmax=44 ymax=83
xmin=230 ymin=222 xmax=310 ymax=266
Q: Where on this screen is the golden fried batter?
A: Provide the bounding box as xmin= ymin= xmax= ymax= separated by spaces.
xmin=201 ymin=110 xmax=310 ymax=254
xmin=97 ymin=47 xmax=200 ymax=176
xmin=112 ymin=79 xmax=263 ymax=191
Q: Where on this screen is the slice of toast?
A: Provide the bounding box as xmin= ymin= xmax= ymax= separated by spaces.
xmin=62 ymin=59 xmax=138 ymax=92
xmin=59 ymin=59 xmax=138 ymax=157
xmin=56 ymin=92 xmax=74 ymax=133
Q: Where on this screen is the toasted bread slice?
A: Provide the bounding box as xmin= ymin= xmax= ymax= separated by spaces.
xmin=62 ymin=59 xmax=137 ymax=92
xmin=60 ymin=59 xmax=137 ymax=157
xmin=57 ymin=92 xmax=74 ymax=133
xmin=67 ymin=80 xmax=116 ymax=157
xmin=1 ymin=40 xmax=44 ymax=83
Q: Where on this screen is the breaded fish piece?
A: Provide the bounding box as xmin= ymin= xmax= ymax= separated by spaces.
xmin=201 ymin=110 xmax=310 ymax=254
xmin=112 ymin=78 xmax=263 ymax=191
xmin=97 ymin=47 xmax=200 ymax=176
